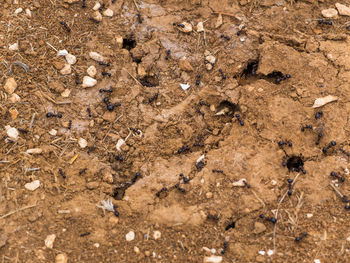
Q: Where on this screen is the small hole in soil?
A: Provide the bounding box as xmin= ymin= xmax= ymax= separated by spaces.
xmin=241 ymin=60 xmax=259 ymax=78
xmin=286 ymin=156 xmax=304 ymax=172
xmin=122 ymin=38 xmax=136 ymax=50
xmin=217 ymin=100 xmax=239 ymax=117
xmin=112 ymin=186 xmax=127 ymax=200
xmin=139 ymin=75 xmax=159 ymax=87
xmin=266 ymin=71 xmax=284 ymax=84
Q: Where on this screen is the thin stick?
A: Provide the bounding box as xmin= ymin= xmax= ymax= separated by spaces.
xmin=29 ymin=112 xmax=36 ymax=129
xmin=0 ymin=204 xmax=37 ymax=219
xmin=101 ymin=114 xmax=123 ymax=142
xmin=46 ymin=42 xmax=58 ymax=52
xmin=212 ymin=12 xmax=237 ymax=18
xmin=273 ymin=173 xmax=301 ymax=252
xmin=329 ymin=183 xmax=344 ymax=198
xmin=133 ymin=0 xmax=140 ymax=12
xmin=125 ymin=69 xmax=143 ymax=87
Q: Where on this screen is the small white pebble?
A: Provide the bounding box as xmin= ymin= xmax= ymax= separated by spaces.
xmin=87 ymin=65 xmax=97 ymax=77
xmin=65 ymin=53 xmax=77 ymax=65
xmin=5 ymin=125 xmax=19 ymax=140
xmin=9 ymin=43 xmax=19 ymax=51
xmin=61 ymin=89 xmax=71 ymax=98
xmin=258 ymin=251 xmax=265 ymax=255
xmin=210 ymin=248 xmax=216 ymax=254
xmin=14 ymin=8 xmax=23 ymax=14
xmin=94 ymin=243 xmax=100 ymax=248
xmin=25 ymin=180 xmax=40 ymax=191
xmin=49 ymin=129 xmax=58 ymax=136
xmin=232 ymin=178 xmax=247 ymax=187
xmin=126 ymin=231 xmax=135 ymax=241
xmin=306 ymin=213 xmax=313 ymax=218
xmin=25 ymin=8 xmax=31 ymax=18
xmin=78 ymin=138 xmax=88 ymax=149
xmin=205 ymin=55 xmax=216 ymax=64
xmin=180 ymin=83 xmax=190 ymax=91
xmin=45 ymin=234 xmax=56 ymax=249
xmin=153 ymin=230 xmax=161 ymax=240
xmin=116 ymin=139 xmax=125 ymax=151
xmin=26 ymin=148 xmax=43 ymax=154
xmin=89 ymin=51 xmax=104 ymax=62
xmin=197 ymin=21 xmax=204 ymax=32
xmin=92 ymin=2 xmax=101 ymax=10
xmin=82 ymin=76 xmax=97 ymax=88
xmin=267 ymin=249 xmax=274 ymax=256
xmin=314 ymin=259 xmax=321 ymax=263
xmin=271 ymin=180 xmax=277 ymax=186
xmin=203 ymin=255 xmax=222 ymax=263
xmin=200 ymin=179 xmax=205 ymax=184
xmin=60 ymin=64 xmax=72 ymax=75
xmin=57 ymin=49 xmax=69 ymax=56
xmin=103 ymin=8 xmax=113 ymax=17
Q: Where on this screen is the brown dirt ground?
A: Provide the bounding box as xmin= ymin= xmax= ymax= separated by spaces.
xmin=2 ymin=0 xmax=350 ymax=262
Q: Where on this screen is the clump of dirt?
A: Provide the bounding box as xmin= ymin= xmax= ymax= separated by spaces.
xmin=1 ymin=0 xmax=350 ymax=262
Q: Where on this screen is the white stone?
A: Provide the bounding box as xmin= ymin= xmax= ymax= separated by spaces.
xmin=258 ymin=251 xmax=265 ymax=255
xmin=336 ymin=3 xmax=350 ymax=16
xmin=267 ymin=249 xmax=274 ymax=256
xmin=9 ymin=93 xmax=21 ymax=103
xmin=116 ymin=139 xmax=125 ymax=151
xmin=271 ymin=180 xmax=277 ymax=186
xmin=92 ymin=2 xmax=101 ymax=10
xmin=215 ymin=14 xmax=223 ymax=28
xmin=55 ymin=254 xmax=68 ymax=263
xmin=306 ymin=213 xmax=313 ymax=218
xmin=82 ymin=76 xmax=97 ymax=88
xmin=178 ymin=22 xmax=192 ymax=33
xmin=60 ymin=64 xmax=71 ymax=75
xmin=126 ymin=231 xmax=135 ymax=241
xmin=9 ymin=43 xmax=19 ymax=51
xmin=49 ymin=129 xmax=58 ymax=136
xmin=203 ymin=255 xmax=222 ymax=263
xmin=206 ymin=55 xmax=216 ymax=64
xmin=153 ymin=231 xmax=161 ymax=240
xmin=5 ymin=125 xmax=19 ymax=140
xmin=25 ymin=8 xmax=32 ymax=18
xmin=197 ymin=22 xmax=204 ymax=32
xmin=89 ymin=51 xmax=104 ymax=62
xmin=92 ymin=11 xmax=103 ymax=22
xmin=25 ymin=180 xmax=40 ymax=191
xmin=78 ymin=138 xmax=88 ymax=148
xmin=65 ymin=53 xmax=77 ymax=65
xmin=196 ymin=154 xmax=205 ymax=164
xmin=314 ymin=260 xmax=321 ymax=263
xmin=45 ymin=234 xmax=56 ymax=249
xmin=321 ymin=8 xmax=338 ymax=18
xmin=26 ymin=148 xmax=43 ymax=154
xmin=87 ymin=65 xmax=97 ymax=77
xmin=14 ymin=8 xmax=23 ymax=14
xmin=93 ymin=243 xmax=100 ymax=248
xmin=61 ymin=89 xmax=71 ymax=98
xmin=232 ymin=178 xmax=247 ymax=187
xmin=103 ymin=8 xmax=113 ymax=17
xmin=210 ymin=248 xmax=216 ymax=254
xmin=180 ymin=83 xmax=190 ymax=91
xmin=313 ymin=95 xmax=338 ymax=108
xmin=4 ymin=78 xmax=17 ymax=94
xmin=57 ymin=49 xmax=69 ymax=56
